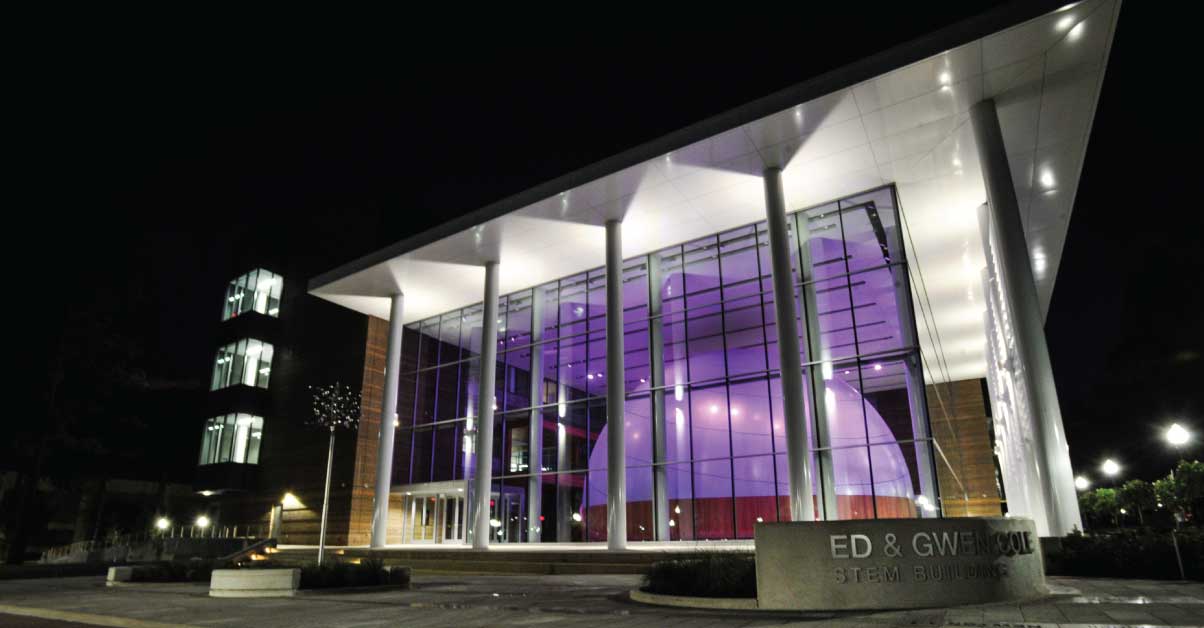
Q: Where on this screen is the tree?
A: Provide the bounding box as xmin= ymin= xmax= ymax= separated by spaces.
xmin=308 ymin=382 xmax=361 ymax=565
xmin=1155 ymin=475 xmax=1181 ymax=521
xmin=1117 ymin=479 xmax=1155 ymax=526
xmin=1172 ymin=460 xmax=1204 ymax=524
xmin=1079 ymin=488 xmax=1119 ymax=529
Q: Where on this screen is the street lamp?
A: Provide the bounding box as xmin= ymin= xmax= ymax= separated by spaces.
xmin=155 ymin=517 xmax=170 ymax=531
xmin=1074 ymin=476 xmax=1090 ymax=491
xmin=196 ymin=515 xmax=210 ymax=528
xmin=1101 ymin=459 xmax=1120 ymax=478
xmin=1166 ymin=423 xmax=1191 ymax=448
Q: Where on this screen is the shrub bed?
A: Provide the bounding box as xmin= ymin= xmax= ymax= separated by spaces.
xmin=299 ymin=558 xmax=405 ymax=589
xmin=642 ymin=554 xmax=757 ymax=598
xmin=1045 ymin=529 xmax=1203 ymax=580
xmin=129 ymin=559 xmax=231 ymax=583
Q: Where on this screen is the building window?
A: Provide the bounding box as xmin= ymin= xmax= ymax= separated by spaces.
xmin=198 ymin=413 xmax=264 ymax=465
xmin=222 ymin=269 xmax=283 ymax=320
xmin=210 ymin=339 xmax=274 ymax=390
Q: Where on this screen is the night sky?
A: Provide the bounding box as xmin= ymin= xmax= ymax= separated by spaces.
xmin=22 ymin=3 xmax=1201 ymax=487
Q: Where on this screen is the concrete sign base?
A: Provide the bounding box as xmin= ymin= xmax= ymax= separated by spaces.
xmin=755 ymin=517 xmax=1045 ymax=610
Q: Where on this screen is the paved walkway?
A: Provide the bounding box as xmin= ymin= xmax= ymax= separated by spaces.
xmin=0 ymin=574 xmax=1200 ymax=627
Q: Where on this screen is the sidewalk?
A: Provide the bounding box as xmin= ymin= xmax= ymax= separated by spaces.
xmin=0 ymin=573 xmax=1201 ymax=628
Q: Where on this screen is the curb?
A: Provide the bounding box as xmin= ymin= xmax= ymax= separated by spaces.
xmin=0 ymin=603 xmax=200 ymax=628
xmin=628 ymin=588 xmax=759 ymax=610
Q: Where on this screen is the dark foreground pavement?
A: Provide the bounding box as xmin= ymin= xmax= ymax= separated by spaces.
xmin=0 ymin=573 xmax=1201 ymax=628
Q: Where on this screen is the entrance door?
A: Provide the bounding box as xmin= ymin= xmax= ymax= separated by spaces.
xmin=442 ymin=496 xmax=464 ymax=542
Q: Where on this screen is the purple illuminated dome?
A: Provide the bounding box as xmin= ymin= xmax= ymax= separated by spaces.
xmin=586 ymin=376 xmax=916 ymax=539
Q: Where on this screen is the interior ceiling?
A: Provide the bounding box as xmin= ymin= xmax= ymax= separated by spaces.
xmin=311 ymin=0 xmax=1119 ymax=384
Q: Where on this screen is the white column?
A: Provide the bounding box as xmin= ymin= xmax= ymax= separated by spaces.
xmin=647 ymin=253 xmax=670 ymax=541
xmin=471 ymin=262 xmax=501 ymax=549
xmin=370 ymin=292 xmax=404 ymax=548
xmin=526 ymin=289 xmax=544 ymax=543
xmin=971 ymin=99 xmax=1082 ymax=535
xmin=762 ymin=167 xmax=816 ymax=523
xmin=605 ymin=220 xmax=627 ymax=550
xmin=794 ymin=213 xmax=836 ymax=520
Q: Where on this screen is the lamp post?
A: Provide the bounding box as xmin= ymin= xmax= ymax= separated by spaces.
xmin=1074 ymin=476 xmax=1090 ymax=491
xmin=308 ymin=383 xmax=362 ymax=566
xmin=1101 ymin=459 xmax=1120 ymax=483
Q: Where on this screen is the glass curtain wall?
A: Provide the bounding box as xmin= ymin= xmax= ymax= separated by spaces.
xmin=198 ymin=413 xmax=265 ymax=465
xmin=222 ymin=269 xmax=283 ymax=320
xmin=388 ymin=185 xmax=937 ymax=543
xmin=210 ymin=339 xmax=274 ymax=390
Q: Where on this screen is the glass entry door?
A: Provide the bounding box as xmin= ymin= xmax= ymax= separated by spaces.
xmin=442 ymin=496 xmax=464 ymax=542
xmin=407 ymin=495 xmax=439 ymax=543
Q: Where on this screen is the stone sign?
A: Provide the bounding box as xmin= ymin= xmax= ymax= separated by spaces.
xmin=755 ymin=517 xmax=1045 ymax=610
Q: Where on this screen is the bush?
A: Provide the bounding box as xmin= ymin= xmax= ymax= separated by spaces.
xmin=642 ymin=554 xmax=757 ymax=598
xmin=130 ymin=559 xmax=230 ymax=582
xmin=299 ymin=557 xmax=394 ymax=589
xmin=1045 ymin=529 xmax=1203 ymax=580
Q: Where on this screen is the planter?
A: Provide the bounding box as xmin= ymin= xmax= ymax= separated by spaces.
xmin=210 ymin=568 xmax=300 ymax=598
xmin=105 ymin=566 xmax=134 ymax=587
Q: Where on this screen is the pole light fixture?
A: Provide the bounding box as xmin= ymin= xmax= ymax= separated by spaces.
xmin=1074 ymin=476 xmax=1090 ymax=491
xmin=1101 ymin=459 xmax=1120 ymax=477
xmin=195 ymin=515 xmax=211 ymax=528
xmin=155 ymin=517 xmax=170 ymax=531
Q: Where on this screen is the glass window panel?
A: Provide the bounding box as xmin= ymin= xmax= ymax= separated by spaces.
xmin=558 ymin=470 xmax=587 ymax=542
xmin=689 ymin=385 xmax=730 ymax=461
xmin=438 ymin=313 xmax=462 ymax=364
xmin=586 ymin=271 xmax=606 ymax=332
xmin=625 ymin=395 xmax=652 ymax=468
xmin=413 ymin=370 xmax=438 ymax=425
xmin=627 ymin=465 xmax=654 ymax=541
xmin=728 ymin=379 xmax=773 ymax=457
xmin=692 ymin=459 xmax=733 ymax=539
xmin=734 ymin=455 xmax=777 ymax=538
xmin=432 ymin=424 xmax=459 ymax=482
xmin=410 ymin=427 xmax=434 ymax=485
xmin=664 ymin=387 xmax=691 ymax=463
xmin=391 ymin=429 xmax=413 ymax=486
xmin=845 ymin=266 xmax=909 ymax=358
xmin=221 ymin=269 xmax=282 ymax=320
xmin=797 ymin=203 xmax=845 ymax=282
xmin=832 ymin=446 xmax=874 ymax=520
xmin=665 ymin=462 xmax=694 ymax=540
xmin=434 ymin=362 xmax=461 ymax=421
xmin=586 ymin=332 xmax=606 ymax=397
xmin=535 ymin=283 xmax=559 ymax=343
xmin=870 ymin=443 xmax=918 ymax=519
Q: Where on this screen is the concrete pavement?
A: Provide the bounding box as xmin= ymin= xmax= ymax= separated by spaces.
xmin=0 ymin=573 xmax=1200 ymax=627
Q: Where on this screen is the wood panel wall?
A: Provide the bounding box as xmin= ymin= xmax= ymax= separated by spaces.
xmin=345 ymin=315 xmax=389 ymax=546
xmin=926 ymin=379 xmax=1004 ymax=517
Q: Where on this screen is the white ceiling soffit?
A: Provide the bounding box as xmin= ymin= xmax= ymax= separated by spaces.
xmin=311 ymin=0 xmax=1120 ymax=384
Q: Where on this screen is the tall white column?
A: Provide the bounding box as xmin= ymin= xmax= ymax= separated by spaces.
xmin=526 ymin=290 xmax=544 ymax=543
xmin=471 ymin=261 xmax=501 ymax=549
xmin=762 ymin=167 xmax=816 ymax=523
xmin=647 ymin=253 xmax=670 ymax=541
xmin=794 ymin=213 xmax=836 ymax=520
xmin=971 ymin=99 xmax=1082 ymax=535
xmin=605 ymin=220 xmax=627 ymax=550
xmin=370 ymin=292 xmax=404 ymax=548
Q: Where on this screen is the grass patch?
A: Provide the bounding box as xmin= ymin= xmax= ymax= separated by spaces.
xmin=642 ymin=554 xmax=757 ymax=598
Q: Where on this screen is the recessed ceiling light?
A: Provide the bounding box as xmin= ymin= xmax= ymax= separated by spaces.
xmin=938 ymin=71 xmax=951 ymax=85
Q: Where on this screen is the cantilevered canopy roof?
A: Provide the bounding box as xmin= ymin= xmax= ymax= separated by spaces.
xmin=310 ymin=0 xmax=1119 ymax=384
